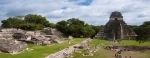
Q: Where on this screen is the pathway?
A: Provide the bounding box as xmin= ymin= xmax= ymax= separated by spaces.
xmin=45 ymin=38 xmax=92 ymax=58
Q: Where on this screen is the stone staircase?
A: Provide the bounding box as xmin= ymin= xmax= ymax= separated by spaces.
xmin=45 ymin=39 xmax=92 ymax=58
xmin=95 ymin=28 xmax=104 ymax=39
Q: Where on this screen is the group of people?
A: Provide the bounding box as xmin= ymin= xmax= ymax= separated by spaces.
xmin=115 ymin=50 xmax=132 ymax=58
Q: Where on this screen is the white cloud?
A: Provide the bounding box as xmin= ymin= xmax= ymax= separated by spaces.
xmin=0 ymin=0 xmax=150 ymax=25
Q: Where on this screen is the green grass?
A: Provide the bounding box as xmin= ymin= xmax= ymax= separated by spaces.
xmin=0 ymin=38 xmax=86 ymax=58
xmin=72 ymin=39 xmax=150 ymax=58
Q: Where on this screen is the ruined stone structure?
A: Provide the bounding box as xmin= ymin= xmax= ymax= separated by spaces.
xmin=10 ymin=28 xmax=63 ymax=44
xmin=0 ymin=39 xmax=27 ymax=53
xmin=0 ymin=28 xmax=63 ymax=53
xmin=42 ymin=27 xmax=63 ymax=37
xmin=95 ymin=28 xmax=104 ymax=39
xmin=95 ymin=11 xmax=137 ymax=40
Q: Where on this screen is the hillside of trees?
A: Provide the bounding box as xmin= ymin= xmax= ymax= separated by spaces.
xmin=1 ymin=14 xmax=150 ymax=42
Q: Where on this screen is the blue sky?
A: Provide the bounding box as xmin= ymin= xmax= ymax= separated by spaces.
xmin=0 ymin=0 xmax=150 ymax=25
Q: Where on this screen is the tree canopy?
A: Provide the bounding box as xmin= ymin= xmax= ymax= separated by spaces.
xmin=1 ymin=14 xmax=55 ymax=30
xmin=1 ymin=17 xmax=24 ymax=28
xmin=1 ymin=14 xmax=150 ymax=39
xmin=132 ymin=21 xmax=150 ymax=43
xmin=56 ymin=18 xmax=96 ymax=38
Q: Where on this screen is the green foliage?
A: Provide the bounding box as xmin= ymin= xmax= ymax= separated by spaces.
xmin=132 ymin=21 xmax=150 ymax=42
xmin=81 ymin=24 xmax=95 ymax=37
xmin=91 ymin=25 xmax=103 ymax=38
xmin=134 ymin=26 xmax=150 ymax=42
xmin=56 ymin=20 xmax=68 ymax=34
xmin=1 ymin=17 xmax=24 ymax=28
xmin=56 ymin=18 xmax=95 ymax=37
xmin=49 ymin=23 xmax=56 ymax=28
xmin=20 ymin=23 xmax=44 ymax=30
xmin=24 ymin=14 xmax=50 ymax=27
xmin=1 ymin=14 xmax=55 ymax=30
xmin=141 ymin=21 xmax=150 ymax=27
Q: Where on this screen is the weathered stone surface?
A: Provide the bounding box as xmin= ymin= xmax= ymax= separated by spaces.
xmin=45 ymin=39 xmax=92 ymax=58
xmin=43 ymin=41 xmax=51 ymax=45
xmin=13 ymin=33 xmax=26 ymax=40
xmin=95 ymin=11 xmax=137 ymax=40
xmin=0 ymin=28 xmax=63 ymax=46
xmin=68 ymin=35 xmax=73 ymax=40
xmin=43 ymin=27 xmax=63 ymax=37
xmin=0 ymin=28 xmax=24 ymax=40
xmin=25 ymin=33 xmax=62 ymax=45
xmin=50 ymin=35 xmax=62 ymax=43
xmin=95 ymin=28 xmax=104 ymax=39
xmin=0 ymin=39 xmax=27 ymax=53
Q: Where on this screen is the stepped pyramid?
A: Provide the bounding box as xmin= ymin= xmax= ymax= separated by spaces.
xmin=95 ymin=28 xmax=104 ymax=39
xmin=95 ymin=11 xmax=137 ymax=40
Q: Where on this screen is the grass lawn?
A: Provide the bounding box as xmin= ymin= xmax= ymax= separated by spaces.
xmin=72 ymin=39 xmax=150 ymax=58
xmin=0 ymin=38 xmax=86 ymax=58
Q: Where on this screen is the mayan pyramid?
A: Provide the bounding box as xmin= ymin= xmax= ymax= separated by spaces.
xmin=95 ymin=11 xmax=137 ymax=40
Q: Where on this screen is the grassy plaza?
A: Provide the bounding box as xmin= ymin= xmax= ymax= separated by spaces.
xmin=0 ymin=38 xmax=85 ymax=58
xmin=0 ymin=38 xmax=150 ymax=58
xmin=72 ymin=39 xmax=150 ymax=58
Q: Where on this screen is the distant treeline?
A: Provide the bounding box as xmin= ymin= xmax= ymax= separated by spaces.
xmin=130 ymin=21 xmax=150 ymax=42
xmin=1 ymin=14 xmax=150 ymax=42
xmin=1 ymin=14 xmax=103 ymax=38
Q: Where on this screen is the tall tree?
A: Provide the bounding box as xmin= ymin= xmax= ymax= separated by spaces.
xmin=141 ymin=21 xmax=150 ymax=27
xmin=91 ymin=25 xmax=103 ymax=38
xmin=132 ymin=21 xmax=150 ymax=43
xmin=24 ymin=14 xmax=50 ymax=27
xmin=56 ymin=20 xmax=68 ymax=35
xmin=1 ymin=14 xmax=55 ymax=30
xmin=56 ymin=18 xmax=96 ymax=37
xmin=1 ymin=17 xmax=24 ymax=28
xmin=81 ymin=24 xmax=95 ymax=37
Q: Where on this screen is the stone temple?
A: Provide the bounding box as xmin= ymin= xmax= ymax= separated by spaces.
xmin=95 ymin=11 xmax=137 ymax=41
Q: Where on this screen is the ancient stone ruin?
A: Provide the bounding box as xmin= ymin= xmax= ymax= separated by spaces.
xmin=12 ymin=28 xmax=63 ymax=45
xmin=95 ymin=28 xmax=104 ymax=39
xmin=42 ymin=27 xmax=63 ymax=37
xmin=95 ymin=11 xmax=137 ymax=41
xmin=0 ymin=28 xmax=63 ymax=53
xmin=0 ymin=39 xmax=27 ymax=54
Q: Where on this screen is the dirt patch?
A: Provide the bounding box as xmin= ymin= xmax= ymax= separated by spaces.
xmin=105 ymin=46 xmax=150 ymax=58
xmin=105 ymin=45 xmax=150 ymax=51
